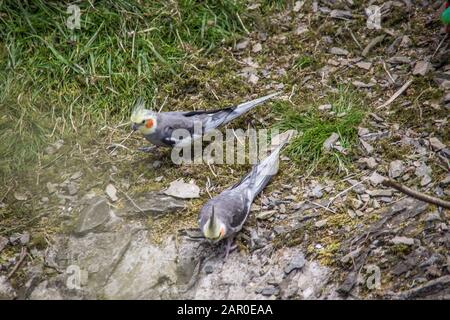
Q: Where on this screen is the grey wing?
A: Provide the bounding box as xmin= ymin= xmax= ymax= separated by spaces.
xmin=181 ymin=109 xmax=234 ymax=133
xmin=201 ymin=188 xmax=252 ymax=237
xmin=156 ymin=113 xmax=197 ymax=146
xmin=173 ymin=93 xmax=280 ymax=134
xmin=224 ymin=190 xmax=252 ymax=232
xmin=200 ymin=110 xmax=236 ymax=132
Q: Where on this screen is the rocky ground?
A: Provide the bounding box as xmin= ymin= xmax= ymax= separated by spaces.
xmin=1 ymin=1 xmax=449 ymax=299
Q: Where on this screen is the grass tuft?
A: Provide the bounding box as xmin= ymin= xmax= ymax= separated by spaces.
xmin=274 ymin=86 xmax=365 ymax=172
xmin=0 ymin=0 xmax=246 ymax=180
xmin=293 ymin=55 xmax=315 ymax=70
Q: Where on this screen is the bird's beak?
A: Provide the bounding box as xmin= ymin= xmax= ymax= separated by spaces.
xmin=131 ymin=123 xmax=139 ymax=132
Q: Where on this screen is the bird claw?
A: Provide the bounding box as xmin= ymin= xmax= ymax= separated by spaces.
xmin=137 ymin=146 xmax=157 ymax=153
xmin=222 ymin=238 xmax=237 ymax=260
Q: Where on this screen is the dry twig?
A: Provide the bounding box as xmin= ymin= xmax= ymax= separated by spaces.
xmin=7 ymin=247 xmax=27 ymax=280
xmin=377 ymin=79 xmax=413 ymax=109
xmin=382 ymin=179 xmax=450 ymax=209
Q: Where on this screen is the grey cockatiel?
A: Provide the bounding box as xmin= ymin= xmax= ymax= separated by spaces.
xmin=198 ymin=130 xmax=296 ymax=257
xmin=131 ymin=92 xmax=280 ymax=150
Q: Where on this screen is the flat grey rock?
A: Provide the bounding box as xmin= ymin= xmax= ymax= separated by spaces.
xmin=355 ymin=61 xmax=372 ymax=70
xmin=74 ymin=197 xmax=111 ymax=236
xmin=105 ymin=184 xmax=118 ymax=202
xmin=261 ymin=286 xmax=279 ymax=296
xmin=164 ymin=179 xmax=200 ymax=199
xmin=367 ymin=189 xmax=393 ymax=197
xmin=118 ymin=192 xmax=185 ymax=216
xmin=0 ymin=236 xmax=8 ymax=253
xmin=389 ymin=160 xmax=405 ymax=178
xmin=415 ymin=162 xmax=432 ymax=178
xmin=323 ymin=132 xmax=339 ymax=151
xmin=387 ymin=56 xmax=411 ymax=64
xmin=413 ymin=60 xmax=432 ymax=76
xmin=284 ymin=253 xmax=306 ymax=274
xmin=0 ymin=276 xmax=16 ymax=300
xmin=390 ymin=236 xmax=415 ymax=246
xmin=330 ymin=9 xmax=352 ymax=19
xmin=420 ymin=175 xmax=432 ymax=186
xmin=429 ymin=137 xmax=446 ymax=151
xmin=330 ymin=47 xmax=349 ymax=56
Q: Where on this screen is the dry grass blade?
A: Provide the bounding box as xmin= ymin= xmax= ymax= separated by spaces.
xmin=377 ymin=79 xmax=413 ymax=109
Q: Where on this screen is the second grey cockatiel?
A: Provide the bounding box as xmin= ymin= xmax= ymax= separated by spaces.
xmin=198 ymin=130 xmax=296 ymax=258
xmin=131 ymin=92 xmax=280 ymax=150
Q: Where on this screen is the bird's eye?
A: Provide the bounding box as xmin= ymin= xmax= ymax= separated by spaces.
xmin=141 ymin=120 xmax=146 ymax=124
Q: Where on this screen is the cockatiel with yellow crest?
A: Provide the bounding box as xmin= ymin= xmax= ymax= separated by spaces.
xmin=131 ymin=93 xmax=280 ymax=151
xmin=198 ymin=130 xmax=296 ymax=258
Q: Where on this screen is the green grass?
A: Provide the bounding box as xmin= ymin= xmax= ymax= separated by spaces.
xmin=259 ymin=0 xmax=290 ymax=11
xmin=293 ymin=55 xmax=315 ymax=70
xmin=0 ymin=0 xmax=247 ymax=180
xmin=274 ymin=86 xmax=364 ymax=172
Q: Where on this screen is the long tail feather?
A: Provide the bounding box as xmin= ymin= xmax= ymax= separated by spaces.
xmin=232 ymin=92 xmax=281 ymax=118
xmin=234 ymin=130 xmax=296 ymax=203
xmin=203 ymin=92 xmax=281 ymax=132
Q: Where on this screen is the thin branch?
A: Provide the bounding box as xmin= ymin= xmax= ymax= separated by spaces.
xmin=109 ymin=130 xmax=134 ymax=155
xmin=205 ymin=177 xmax=213 ymax=199
xmin=382 ymin=60 xmax=395 ymax=84
xmin=432 ymin=33 xmax=448 ymax=58
xmin=119 ymin=189 xmax=146 ymax=214
xmin=108 ymin=143 xmax=131 ymax=152
xmin=327 ymin=178 xmax=368 ymax=209
xmin=382 ymin=179 xmax=450 ymax=209
xmin=377 ymin=79 xmax=413 ymax=109
xmin=347 ymin=27 xmax=362 ymax=49
xmin=7 ymin=247 xmax=27 ymax=280
xmin=306 ymin=200 xmax=336 ymax=214
xmin=206 ymin=162 xmax=218 ymax=178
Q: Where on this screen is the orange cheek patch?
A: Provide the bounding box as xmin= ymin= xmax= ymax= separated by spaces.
xmin=145 ymin=119 xmax=154 ymax=128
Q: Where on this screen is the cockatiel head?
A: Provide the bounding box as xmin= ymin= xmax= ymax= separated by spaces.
xmin=130 ymin=98 xmax=157 ymax=135
xmin=201 ymin=206 xmax=227 ymax=242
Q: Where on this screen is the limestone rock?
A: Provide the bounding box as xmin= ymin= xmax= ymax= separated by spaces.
xmin=74 ymin=197 xmax=111 ymax=236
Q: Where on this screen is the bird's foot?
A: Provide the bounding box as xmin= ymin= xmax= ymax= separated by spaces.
xmin=222 ymin=237 xmax=237 ymax=260
xmin=137 ymin=145 xmax=157 ymax=153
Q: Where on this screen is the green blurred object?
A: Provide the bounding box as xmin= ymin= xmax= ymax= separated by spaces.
xmin=442 ymin=5 xmax=450 ymax=24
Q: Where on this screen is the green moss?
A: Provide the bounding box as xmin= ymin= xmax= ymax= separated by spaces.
xmin=293 ymin=55 xmax=316 ymax=70
xmin=389 ymin=244 xmax=412 ymax=256
xmin=317 ymin=241 xmax=341 ymax=265
xmin=29 ymin=232 xmax=47 ymax=250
